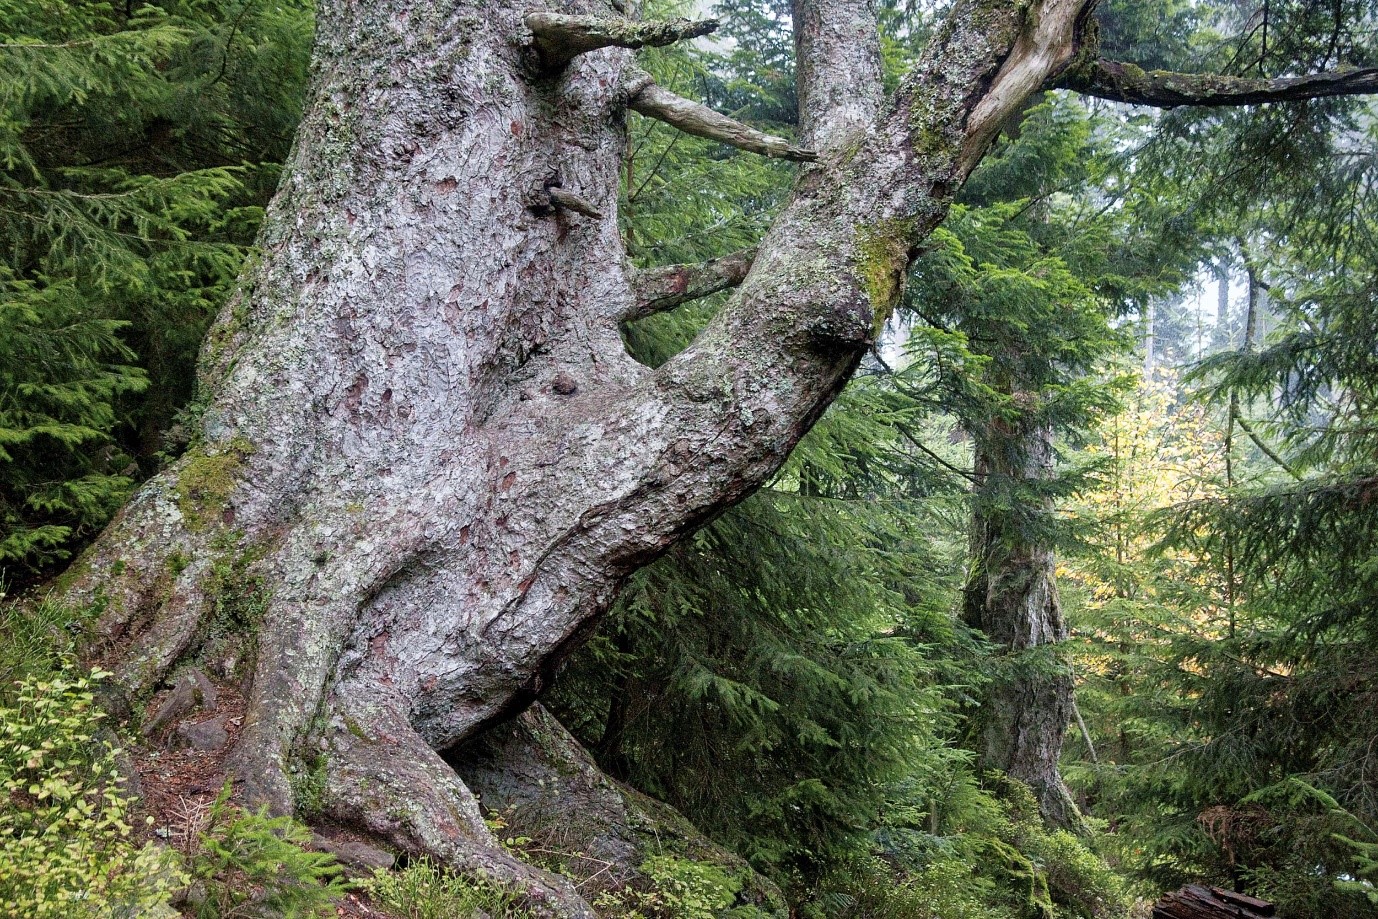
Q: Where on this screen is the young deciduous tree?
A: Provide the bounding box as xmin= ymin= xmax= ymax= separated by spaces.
xmin=49 ymin=0 xmax=1378 ymax=913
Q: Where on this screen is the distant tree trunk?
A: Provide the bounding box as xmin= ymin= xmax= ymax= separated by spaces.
xmin=1143 ymin=299 xmax=1157 ymax=375
xmin=1214 ymin=263 xmax=1237 ymax=352
xmin=964 ymin=395 xmax=1081 ymax=830
xmin=50 ymin=0 xmax=1102 ymax=912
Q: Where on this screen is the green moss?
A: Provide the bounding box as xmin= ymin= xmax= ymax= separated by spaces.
xmin=174 ymin=437 xmax=254 ymax=532
xmin=171 ymin=535 xmax=272 ymax=678
xmin=854 ymin=218 xmax=916 ymax=332
xmin=208 ymin=543 xmax=269 ymax=630
xmin=49 ymin=549 xmax=95 ymax=597
xmin=291 ymin=753 xmax=330 ymax=818
xmin=342 ymin=714 xmax=372 ymax=743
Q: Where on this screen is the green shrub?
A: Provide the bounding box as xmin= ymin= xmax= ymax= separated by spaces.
xmin=0 ymin=596 xmax=98 ymax=695
xmin=364 ymin=858 xmax=533 ymax=919
xmin=803 ymin=854 xmax=1015 ymax=919
xmin=1021 ymin=827 xmax=1133 ymax=919
xmin=187 ymin=782 xmax=350 ymax=919
xmin=591 ymin=854 xmax=773 ymax=919
xmin=0 ymin=668 xmax=185 ymax=918
xmin=800 ymin=775 xmax=1135 ymax=919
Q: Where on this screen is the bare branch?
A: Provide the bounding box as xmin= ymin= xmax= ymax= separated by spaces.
xmin=524 ymin=13 xmax=717 ymax=71
xmin=547 ymin=186 xmax=603 ymax=219
xmin=626 ymin=249 xmax=756 ymax=321
xmin=526 ymin=178 xmax=604 ymax=219
xmin=1059 ymin=59 xmax=1378 ymax=107
xmin=627 ymin=76 xmax=817 ymax=162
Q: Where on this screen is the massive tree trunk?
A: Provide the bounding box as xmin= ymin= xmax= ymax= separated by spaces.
xmin=964 ymin=408 xmax=1081 ymax=830
xmin=54 ymin=0 xmax=1099 ymax=912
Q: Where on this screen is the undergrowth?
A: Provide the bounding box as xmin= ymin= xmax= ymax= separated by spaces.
xmin=0 ymin=597 xmax=351 ymax=919
xmin=363 ymin=858 xmax=534 ymax=919
xmin=0 ymin=669 xmax=184 ymax=919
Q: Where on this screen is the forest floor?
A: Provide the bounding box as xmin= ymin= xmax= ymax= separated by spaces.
xmin=127 ymin=677 xmax=405 ymax=919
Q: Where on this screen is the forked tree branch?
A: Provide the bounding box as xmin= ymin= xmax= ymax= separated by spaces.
xmin=627 ymin=75 xmax=817 ymax=161
xmin=524 ymin=13 xmax=717 ymax=71
xmin=626 ymin=249 xmax=756 ymax=321
xmin=1059 ymin=58 xmax=1378 ymax=106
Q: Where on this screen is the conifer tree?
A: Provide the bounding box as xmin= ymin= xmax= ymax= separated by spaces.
xmin=0 ymin=0 xmax=311 ymax=585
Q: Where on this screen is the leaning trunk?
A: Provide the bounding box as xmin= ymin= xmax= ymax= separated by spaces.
xmin=52 ymin=0 xmax=1096 ymax=911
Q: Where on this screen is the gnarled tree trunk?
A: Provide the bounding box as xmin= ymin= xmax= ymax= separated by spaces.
xmin=55 ymin=0 xmax=1098 ymax=912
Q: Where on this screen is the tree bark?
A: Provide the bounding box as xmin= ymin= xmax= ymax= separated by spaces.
xmin=964 ymin=408 xmax=1081 ymax=830
xmin=1060 ymin=58 xmax=1378 ymax=107
xmin=54 ymin=0 xmax=1102 ymax=911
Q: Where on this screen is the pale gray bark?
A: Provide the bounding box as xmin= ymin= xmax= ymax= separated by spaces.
xmin=59 ymin=0 xmax=1103 ymax=912
xmin=791 ymin=0 xmax=883 ymax=148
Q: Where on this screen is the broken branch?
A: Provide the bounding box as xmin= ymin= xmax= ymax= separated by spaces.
xmin=628 ymin=74 xmax=817 ymax=162
xmin=626 ymin=248 xmax=756 ymax=321
xmin=547 ymin=186 xmax=603 ymax=219
xmin=524 ymin=13 xmax=717 ymax=71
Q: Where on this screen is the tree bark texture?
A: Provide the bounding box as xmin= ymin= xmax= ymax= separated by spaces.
xmin=54 ymin=0 xmax=1101 ymax=911
xmin=450 ymin=703 xmax=788 ymax=913
xmin=964 ymin=410 xmax=1081 ymax=830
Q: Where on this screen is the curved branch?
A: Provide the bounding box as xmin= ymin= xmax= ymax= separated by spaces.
xmin=1059 ymin=59 xmax=1378 ymax=107
xmin=524 ymin=13 xmax=717 ymax=71
xmin=627 ymin=76 xmax=817 ymax=161
xmin=626 ymin=249 xmax=756 ymax=321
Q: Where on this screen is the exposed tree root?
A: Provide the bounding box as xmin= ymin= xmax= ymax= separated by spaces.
xmin=451 ymin=704 xmax=787 ymax=915
xmin=319 ymin=705 xmax=598 ymax=918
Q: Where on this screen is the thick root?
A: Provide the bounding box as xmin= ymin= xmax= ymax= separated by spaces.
xmin=451 ymin=704 xmax=788 ymax=915
xmin=319 ymin=706 xmax=597 ymax=919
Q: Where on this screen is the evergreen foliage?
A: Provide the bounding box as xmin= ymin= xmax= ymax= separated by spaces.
xmin=0 ymin=0 xmax=311 ymax=585
xmin=3 ymin=0 xmax=1377 ymax=917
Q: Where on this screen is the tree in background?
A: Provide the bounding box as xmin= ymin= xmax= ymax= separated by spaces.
xmin=1059 ymin=0 xmax=1378 ymax=906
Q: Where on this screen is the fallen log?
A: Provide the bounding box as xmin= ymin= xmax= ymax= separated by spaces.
xmin=1152 ymin=884 xmax=1275 ymax=919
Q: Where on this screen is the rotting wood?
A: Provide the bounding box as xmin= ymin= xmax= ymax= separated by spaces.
xmin=1152 ymin=884 xmax=1275 ymax=919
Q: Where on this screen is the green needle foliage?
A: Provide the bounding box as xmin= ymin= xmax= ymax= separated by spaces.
xmin=0 ymin=0 xmax=311 ymax=586
xmin=2 ymin=0 xmax=1377 ymax=917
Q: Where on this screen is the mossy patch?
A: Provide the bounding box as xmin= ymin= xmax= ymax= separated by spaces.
xmin=854 ymin=218 xmax=916 ymax=332
xmin=174 ymin=437 xmax=254 ymax=532
xmin=291 ymin=753 xmax=330 ymax=817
